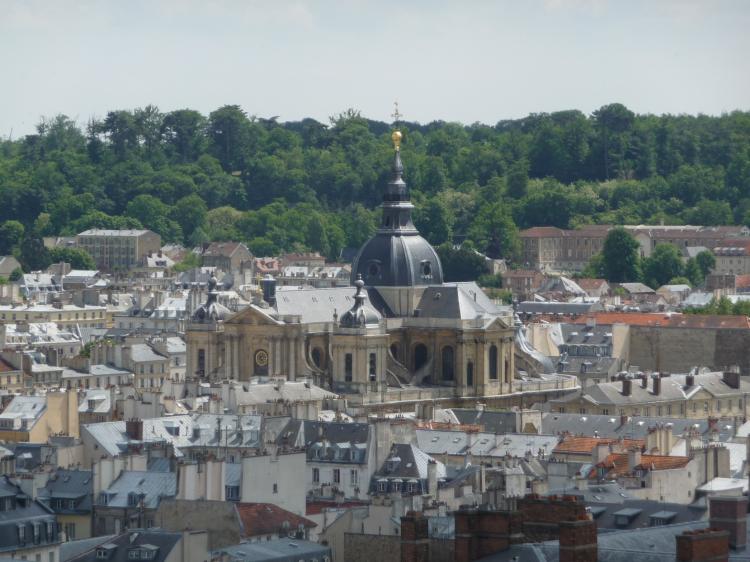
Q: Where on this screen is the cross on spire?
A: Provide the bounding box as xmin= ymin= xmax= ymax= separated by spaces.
xmin=391 ymin=101 xmax=402 ymax=125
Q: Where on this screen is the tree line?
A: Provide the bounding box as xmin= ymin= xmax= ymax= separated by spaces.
xmin=1 ymin=104 xmax=749 ymax=272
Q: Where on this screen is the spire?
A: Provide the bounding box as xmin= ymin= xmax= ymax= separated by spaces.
xmin=379 ymin=103 xmax=415 ymax=233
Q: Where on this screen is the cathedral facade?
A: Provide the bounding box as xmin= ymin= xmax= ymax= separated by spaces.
xmin=186 ymin=130 xmax=516 ymax=402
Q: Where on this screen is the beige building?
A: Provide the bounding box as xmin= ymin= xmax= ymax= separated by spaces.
xmin=76 ymin=229 xmax=161 ymax=270
xmin=550 ymin=370 xmax=750 ymax=419
xmin=713 ymin=240 xmax=750 ymax=275
xmin=0 ymin=302 xmax=107 ymax=329
xmin=0 ymin=391 xmax=79 ymax=443
xmin=520 ymin=224 xmax=749 ymax=272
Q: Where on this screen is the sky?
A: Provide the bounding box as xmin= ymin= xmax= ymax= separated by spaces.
xmin=1 ymin=0 xmax=749 ymax=138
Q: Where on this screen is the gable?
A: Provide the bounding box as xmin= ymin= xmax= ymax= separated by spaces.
xmin=225 ymin=305 xmax=282 ymax=326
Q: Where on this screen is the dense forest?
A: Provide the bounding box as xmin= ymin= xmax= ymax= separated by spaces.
xmin=1 ymin=104 xmax=749 ymax=271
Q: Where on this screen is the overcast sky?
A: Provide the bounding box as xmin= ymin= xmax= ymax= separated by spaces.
xmin=1 ymin=0 xmax=749 ymax=138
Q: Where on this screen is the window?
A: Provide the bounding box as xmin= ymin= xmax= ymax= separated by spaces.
xmin=333 ymin=469 xmax=340 ymax=484
xmin=273 ymin=483 xmax=278 ymax=494
xmin=344 ymin=354 xmax=353 ymax=382
xmin=350 ymin=469 xmax=358 ymax=486
xmin=441 ymin=346 xmax=454 ymax=381
xmin=313 ymin=468 xmax=320 ymax=483
xmin=18 ymin=523 xmax=25 ymax=543
xmin=378 ymin=481 xmax=386 ymax=492
xmin=64 ymin=522 xmax=76 ymax=541
xmin=197 ymin=349 xmax=206 ymax=375
xmin=225 ymin=486 xmax=240 ymax=501
xmin=369 ymin=353 xmax=376 ymax=381
xmin=466 ymin=361 xmax=474 ymax=386
xmin=489 ymin=345 xmax=498 ymax=379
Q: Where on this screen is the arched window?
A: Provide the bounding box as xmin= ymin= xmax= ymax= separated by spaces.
xmin=442 ymin=346 xmax=454 ymax=381
xmin=466 ymin=362 xmax=474 ymax=387
xmin=311 ymin=347 xmax=323 ymax=369
xmin=414 ymin=344 xmax=428 ymax=371
xmin=505 ymin=358 xmax=510 ymax=383
xmin=489 ymin=345 xmax=498 ymax=380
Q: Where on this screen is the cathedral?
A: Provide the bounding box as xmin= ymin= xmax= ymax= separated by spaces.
xmin=186 ymin=129 xmax=516 ymax=402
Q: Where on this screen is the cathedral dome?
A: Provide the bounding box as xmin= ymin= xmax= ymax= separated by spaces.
xmin=339 ymin=277 xmax=380 ymax=328
xmin=351 ymin=134 xmax=443 ymax=287
xmin=192 ymin=275 xmax=232 ymax=323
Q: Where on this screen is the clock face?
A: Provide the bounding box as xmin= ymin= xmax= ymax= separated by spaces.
xmin=255 ymin=350 xmax=269 ymax=367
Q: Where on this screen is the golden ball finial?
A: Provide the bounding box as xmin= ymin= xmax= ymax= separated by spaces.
xmin=391 ymin=130 xmax=402 ymax=150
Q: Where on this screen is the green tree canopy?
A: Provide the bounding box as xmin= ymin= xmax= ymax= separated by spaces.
xmin=643 ymin=243 xmax=684 ymax=288
xmin=601 ymin=227 xmax=641 ymax=282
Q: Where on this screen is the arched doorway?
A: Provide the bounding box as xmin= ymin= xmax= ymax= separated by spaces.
xmin=441 ymin=346 xmax=454 ymax=381
xmin=414 ymin=344 xmax=428 ymax=371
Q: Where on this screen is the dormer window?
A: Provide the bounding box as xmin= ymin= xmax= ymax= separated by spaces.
xmin=420 ymin=261 xmax=432 ymax=278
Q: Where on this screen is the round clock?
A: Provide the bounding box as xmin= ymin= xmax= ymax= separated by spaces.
xmin=255 ymin=349 xmax=269 ymax=367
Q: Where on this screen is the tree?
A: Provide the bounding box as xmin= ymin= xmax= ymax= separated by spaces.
xmin=601 ymin=227 xmax=641 ymax=282
xmin=643 ymin=243 xmax=684 ymax=288
xmin=695 ymin=251 xmax=716 ymax=277
xmin=506 ymin=159 xmax=529 ymax=199
xmin=172 ymin=194 xmax=208 ymax=243
xmin=414 ymin=198 xmax=454 ymax=245
xmin=0 ymin=221 xmax=25 ymax=255
xmin=9 ymin=267 xmax=23 ymax=281
xmin=48 ymin=247 xmax=96 ymax=270
xmin=436 ymin=243 xmax=487 ymax=282
xmin=468 ymin=202 xmax=520 ymax=260
xmin=19 ymin=238 xmax=51 ymax=271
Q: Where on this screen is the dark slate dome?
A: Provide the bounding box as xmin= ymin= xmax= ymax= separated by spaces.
xmin=192 ymin=275 xmax=232 ymax=322
xmin=339 ymin=276 xmax=381 ymax=328
xmin=351 ymin=134 xmax=443 ymax=287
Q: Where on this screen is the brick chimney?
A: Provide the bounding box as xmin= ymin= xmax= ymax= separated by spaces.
xmin=125 ymin=418 xmax=144 ymax=441
xmin=709 ymin=496 xmax=748 ymax=550
xmin=559 ymin=518 xmax=597 ymax=562
xmin=723 ymin=371 xmax=740 ymax=390
xmin=676 ymin=528 xmax=729 ymax=562
xmin=400 ymin=511 xmax=430 ymax=562
xmin=621 ymin=378 xmax=632 ymax=397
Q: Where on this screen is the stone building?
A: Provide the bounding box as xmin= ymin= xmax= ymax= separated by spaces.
xmin=185 ymin=130 xmax=516 ymax=408
xmin=76 ymin=229 xmax=161 ymax=270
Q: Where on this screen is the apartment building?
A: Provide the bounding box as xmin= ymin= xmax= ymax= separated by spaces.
xmin=520 ymin=224 xmax=749 ymax=272
xmin=76 ymin=229 xmax=161 ymax=270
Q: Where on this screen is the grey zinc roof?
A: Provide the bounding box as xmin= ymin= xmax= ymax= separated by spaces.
xmin=415 ymin=282 xmax=504 ymax=321
xmin=232 ymin=380 xmax=337 ymax=406
xmin=129 ymin=343 xmax=168 ymax=363
xmin=447 ymin=409 xmax=519 ymax=434
xmin=541 ymin=412 xmax=732 ymax=441
xmin=99 ymin=470 xmax=176 ymax=509
xmin=273 ymin=286 xmax=371 ymax=324
xmin=67 ymin=530 xmax=182 ymax=562
xmin=373 ymin=443 xmax=446 ymax=481
xmin=38 ymin=469 xmax=93 ymax=514
xmin=574 ymin=371 xmax=750 ymax=407
xmin=416 ymin=430 xmax=558 ymax=459
xmin=214 ymin=538 xmax=331 ymax=562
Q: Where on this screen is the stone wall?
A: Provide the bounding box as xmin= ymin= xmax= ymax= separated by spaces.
xmin=628 ymin=326 xmax=750 ymax=374
xmin=344 ymin=533 xmax=401 ymax=562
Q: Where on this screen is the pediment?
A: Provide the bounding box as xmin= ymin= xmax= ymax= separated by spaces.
xmin=225 ymin=304 xmax=282 ymax=326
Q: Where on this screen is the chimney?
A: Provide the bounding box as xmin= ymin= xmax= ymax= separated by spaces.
xmin=621 ymin=378 xmax=632 ymax=397
xmin=723 ymin=371 xmax=740 ymax=390
xmin=709 ymin=496 xmax=748 ymax=550
xmin=627 ymin=447 xmax=642 ymax=472
xmin=652 ymin=374 xmax=661 ymax=396
xmin=400 ymin=512 xmax=429 ymax=562
xmin=676 ymin=529 xmax=729 ymax=562
xmin=640 ymin=374 xmax=647 ymax=389
xmin=125 ymin=419 xmax=143 ymax=441
xmin=427 ymin=460 xmax=438 ymax=498
xmin=619 ymin=414 xmax=629 ymax=428
xmin=261 ymin=274 xmax=277 ymax=306
xmin=559 ymin=518 xmax=597 ymax=562
xmin=686 ymin=374 xmax=695 ymax=387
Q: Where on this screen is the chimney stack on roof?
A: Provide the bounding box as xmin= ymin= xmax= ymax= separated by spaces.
xmin=686 ymin=374 xmax=695 ymax=388
xmin=652 ymin=373 xmax=662 ymax=396
xmin=621 ymin=378 xmax=632 ymax=397
xmin=709 ymin=495 xmax=748 ymax=551
xmin=723 ymin=371 xmax=740 ymax=390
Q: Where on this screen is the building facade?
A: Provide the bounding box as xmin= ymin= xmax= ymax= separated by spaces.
xmin=76 ymin=229 xmax=161 ymax=270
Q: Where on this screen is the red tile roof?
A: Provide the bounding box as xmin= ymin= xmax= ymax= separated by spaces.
xmin=0 ymin=357 xmax=18 ymax=373
xmin=570 ymin=312 xmax=750 ymax=329
xmin=576 ymin=278 xmax=608 ymax=291
xmin=736 ymin=275 xmax=750 ymax=290
xmin=596 ymin=453 xmax=690 ymax=477
xmin=235 ymin=503 xmax=316 ymax=537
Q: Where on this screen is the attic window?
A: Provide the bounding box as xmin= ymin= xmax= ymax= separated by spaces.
xmin=421 ymin=261 xmax=432 ymax=278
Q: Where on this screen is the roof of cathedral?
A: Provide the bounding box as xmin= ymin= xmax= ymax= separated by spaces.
xmin=339 ymin=276 xmax=380 ymax=328
xmin=351 ymin=132 xmax=444 ymax=287
xmin=192 ymin=276 xmax=232 ymax=323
